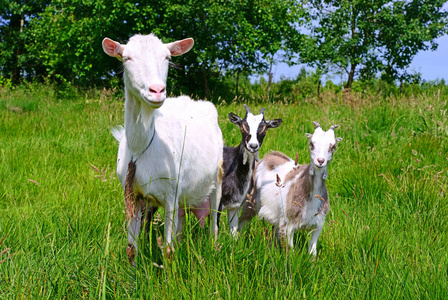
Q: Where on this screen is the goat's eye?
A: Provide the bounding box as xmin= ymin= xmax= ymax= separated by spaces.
xmin=330 ymin=144 xmax=336 ymax=151
xmin=165 ymin=55 xmax=171 ymax=60
xmin=122 ymin=56 xmax=131 ymax=62
xmin=309 ymin=142 xmax=315 ymax=150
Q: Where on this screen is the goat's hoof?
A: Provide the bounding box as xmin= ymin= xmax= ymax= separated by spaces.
xmin=165 ymin=244 xmax=174 ymax=260
xmin=126 ymin=244 xmax=135 ymax=265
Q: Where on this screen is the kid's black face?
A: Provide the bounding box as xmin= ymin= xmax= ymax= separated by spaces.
xmin=229 ymin=105 xmax=282 ymax=153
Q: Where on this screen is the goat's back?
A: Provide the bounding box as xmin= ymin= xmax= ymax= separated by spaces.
xmin=255 ymin=152 xmax=296 ymax=226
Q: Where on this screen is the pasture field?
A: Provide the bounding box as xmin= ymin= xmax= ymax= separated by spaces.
xmin=1 ymin=85 xmax=447 ymax=299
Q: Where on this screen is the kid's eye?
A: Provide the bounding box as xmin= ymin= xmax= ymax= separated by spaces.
xmin=309 ymin=142 xmax=315 ymax=150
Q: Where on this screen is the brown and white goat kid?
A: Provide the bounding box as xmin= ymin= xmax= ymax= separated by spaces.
xmin=219 ymin=105 xmax=282 ymax=236
xmin=103 ymin=34 xmax=223 ymax=264
xmin=243 ymin=122 xmax=341 ymax=255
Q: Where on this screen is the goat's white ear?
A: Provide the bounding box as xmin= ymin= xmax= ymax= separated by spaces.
xmin=305 ymin=133 xmax=312 ymax=139
xmin=330 ymin=124 xmax=339 ymax=130
xmin=166 ymin=38 xmax=194 ymax=56
xmin=229 ymin=112 xmax=242 ymax=125
xmin=313 ymin=121 xmax=321 ymax=128
xmin=267 ymin=118 xmax=282 ymax=129
xmin=336 ymin=137 xmax=343 ymax=143
xmin=102 ymin=38 xmax=124 ymax=60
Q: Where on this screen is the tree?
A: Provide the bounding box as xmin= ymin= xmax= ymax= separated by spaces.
xmin=0 ymin=0 xmax=51 ymax=83
xmin=156 ymin=0 xmax=304 ymax=98
xmin=0 ymin=0 xmax=305 ymax=99
xmin=299 ymin=0 xmax=448 ymax=89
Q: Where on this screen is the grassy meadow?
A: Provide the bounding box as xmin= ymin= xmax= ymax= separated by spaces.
xmin=1 ymin=84 xmax=447 ymax=298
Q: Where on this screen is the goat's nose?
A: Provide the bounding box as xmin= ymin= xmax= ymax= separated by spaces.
xmin=249 ymin=143 xmax=259 ymax=151
xmin=149 ymin=84 xmax=166 ymax=95
xmin=317 ymin=158 xmax=325 ymax=165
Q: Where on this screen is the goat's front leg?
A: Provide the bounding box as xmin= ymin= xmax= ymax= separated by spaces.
xmin=163 ymin=190 xmax=180 ymax=257
xmin=127 ymin=202 xmax=143 ymax=266
xmin=285 ymin=222 xmax=296 ymax=249
xmin=210 ymin=176 xmax=222 ymax=239
xmin=227 ymin=207 xmax=239 ymax=238
xmin=308 ymin=226 xmax=323 ymax=256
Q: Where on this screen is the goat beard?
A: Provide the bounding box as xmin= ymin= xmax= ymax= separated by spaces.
xmin=124 ymin=160 xmax=137 ymax=221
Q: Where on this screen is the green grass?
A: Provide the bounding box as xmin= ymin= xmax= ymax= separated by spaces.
xmin=1 ymin=85 xmax=447 ymax=299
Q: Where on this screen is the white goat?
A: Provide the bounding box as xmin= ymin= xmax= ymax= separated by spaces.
xmin=103 ymin=34 xmax=223 ymax=264
xmin=240 ymin=122 xmax=341 ymax=255
xmin=219 ymin=105 xmax=282 ymax=236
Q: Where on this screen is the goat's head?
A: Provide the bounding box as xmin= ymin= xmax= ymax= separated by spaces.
xmin=229 ymin=105 xmax=282 ymax=153
xmin=306 ymin=121 xmax=342 ymax=168
xmin=102 ymin=34 xmax=194 ymax=108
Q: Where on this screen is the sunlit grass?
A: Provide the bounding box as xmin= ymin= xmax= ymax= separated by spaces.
xmin=0 ymin=85 xmax=447 ymax=298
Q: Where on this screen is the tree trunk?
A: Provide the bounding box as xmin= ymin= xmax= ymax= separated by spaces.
xmin=202 ymin=64 xmax=209 ymax=99
xmin=317 ymin=79 xmax=321 ymax=97
xmin=266 ymin=61 xmax=273 ymax=101
xmin=236 ymin=71 xmax=239 ymax=97
xmin=10 ymin=13 xmax=24 ymax=84
xmin=345 ymin=63 xmax=356 ymax=90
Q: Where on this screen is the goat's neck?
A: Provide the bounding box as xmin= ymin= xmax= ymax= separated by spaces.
xmin=308 ymin=164 xmax=327 ymax=197
xmin=124 ymin=90 xmax=156 ymax=157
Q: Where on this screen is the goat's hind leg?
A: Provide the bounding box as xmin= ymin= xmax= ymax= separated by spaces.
xmin=142 ymin=204 xmax=158 ymax=234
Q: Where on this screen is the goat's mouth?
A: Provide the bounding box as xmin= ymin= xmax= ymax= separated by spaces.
xmin=245 ymin=146 xmax=259 ymax=153
xmin=144 ymin=97 xmax=165 ymax=107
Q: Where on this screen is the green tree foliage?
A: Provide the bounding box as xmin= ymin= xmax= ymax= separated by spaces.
xmin=0 ymin=0 xmax=303 ymax=98
xmin=24 ymin=0 xmax=162 ymax=86
xmin=0 ymin=0 xmax=51 ymax=84
xmin=299 ymin=0 xmax=448 ymax=89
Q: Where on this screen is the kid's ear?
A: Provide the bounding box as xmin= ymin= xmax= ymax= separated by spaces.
xmin=266 ymin=118 xmax=283 ymax=129
xmin=336 ymin=137 xmax=343 ymax=143
xmin=229 ymin=112 xmax=242 ymax=125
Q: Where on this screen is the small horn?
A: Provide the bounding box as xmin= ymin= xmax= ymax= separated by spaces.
xmin=243 ymin=104 xmax=251 ymax=113
xmin=260 ymin=107 xmax=266 ymax=114
xmin=330 ymin=124 xmax=339 ymax=130
xmin=313 ymin=121 xmax=321 ymax=128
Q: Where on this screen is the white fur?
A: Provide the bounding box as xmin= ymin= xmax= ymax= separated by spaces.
xmin=103 ymin=34 xmax=223 ymax=261
xmin=245 ymin=112 xmax=264 ymax=151
xmin=252 ymin=124 xmax=341 ymax=256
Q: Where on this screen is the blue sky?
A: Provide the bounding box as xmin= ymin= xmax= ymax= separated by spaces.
xmin=264 ymin=34 xmax=448 ymax=83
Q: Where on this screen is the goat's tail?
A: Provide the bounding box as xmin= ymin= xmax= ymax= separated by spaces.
xmin=111 ymin=125 xmax=125 ymax=142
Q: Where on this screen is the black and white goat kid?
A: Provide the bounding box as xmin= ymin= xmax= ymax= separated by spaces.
xmin=219 ymin=105 xmax=282 ymax=236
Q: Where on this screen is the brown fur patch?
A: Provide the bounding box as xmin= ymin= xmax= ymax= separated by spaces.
xmin=263 ymin=151 xmax=291 ymax=171
xmin=126 ymin=243 xmax=135 ymax=265
xmin=286 ymin=165 xmax=311 ymax=221
xmin=124 ymin=160 xmax=137 ymax=221
xmin=284 ymin=164 xmax=307 ymax=184
xmin=218 ymin=159 xmax=224 ymax=183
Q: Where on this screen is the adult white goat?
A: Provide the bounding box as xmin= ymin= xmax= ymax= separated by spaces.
xmin=103 ymin=34 xmax=223 ymax=264
xmin=239 ymin=122 xmax=341 ymax=255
